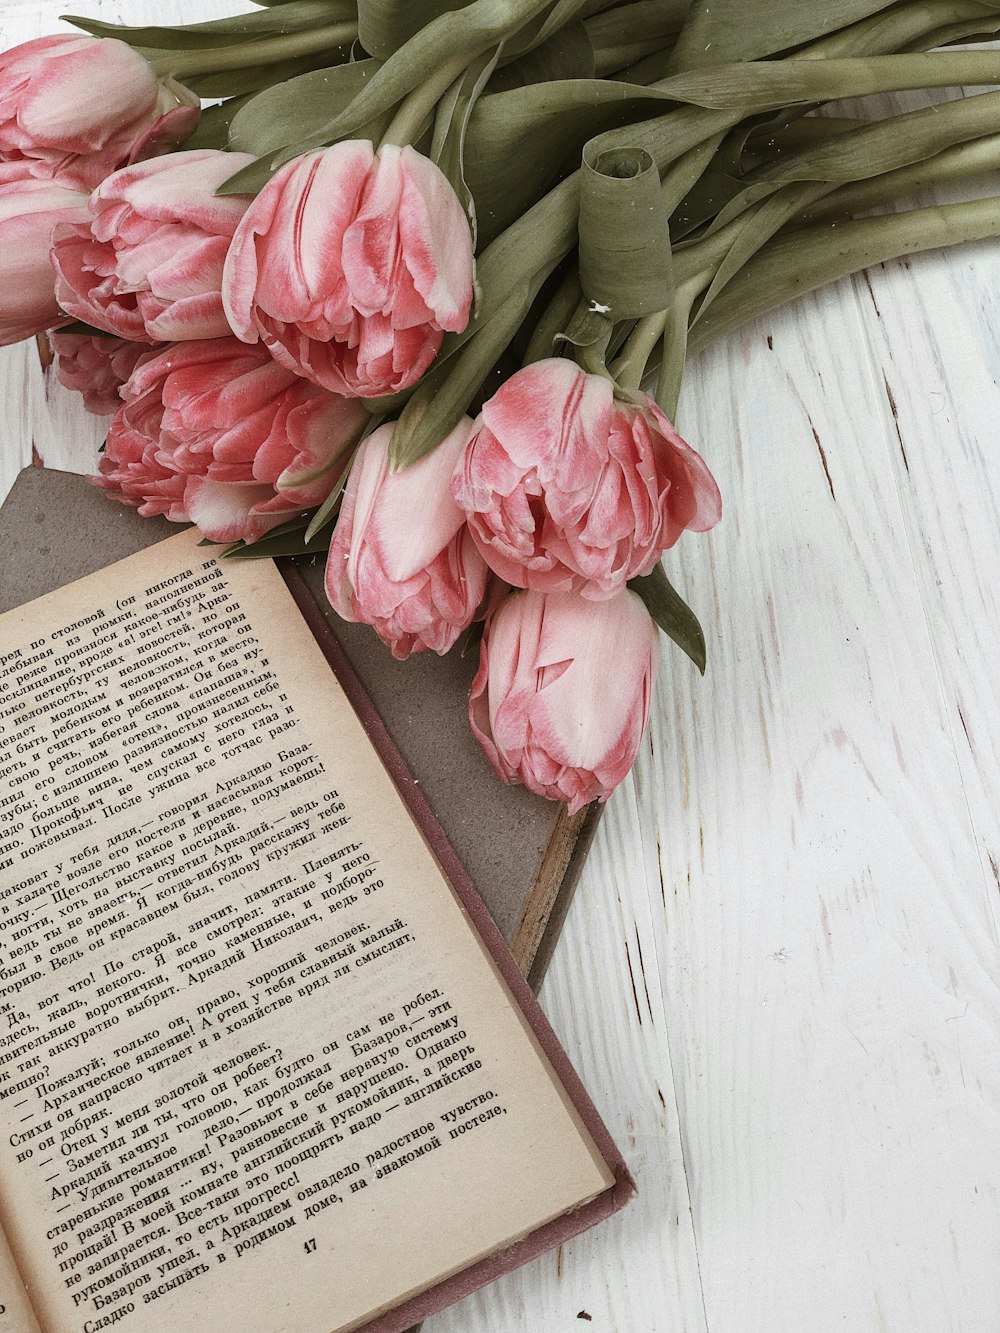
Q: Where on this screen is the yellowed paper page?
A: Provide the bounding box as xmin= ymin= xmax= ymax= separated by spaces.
xmin=0 ymin=532 xmax=612 ymax=1333
xmin=0 ymin=1225 xmax=41 ymax=1333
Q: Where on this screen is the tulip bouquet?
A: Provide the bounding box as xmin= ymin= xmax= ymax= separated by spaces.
xmin=6 ymin=0 xmax=1000 ymax=812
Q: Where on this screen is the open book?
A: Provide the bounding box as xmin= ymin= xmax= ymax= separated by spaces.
xmin=0 ymin=529 xmax=631 ymax=1333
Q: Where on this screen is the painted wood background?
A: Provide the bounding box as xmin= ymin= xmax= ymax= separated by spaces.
xmin=3 ymin=4 xmax=1000 ymax=1329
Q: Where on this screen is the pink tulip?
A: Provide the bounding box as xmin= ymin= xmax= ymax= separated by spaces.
xmin=50 ymin=332 xmax=153 ymax=414
xmin=325 ymin=418 xmax=489 ymax=659
xmin=0 ymin=35 xmax=199 ymax=191
xmin=51 ymin=150 xmax=256 ymax=343
xmin=93 ymin=338 xmax=367 ymax=543
xmin=469 ymin=588 xmax=660 ymax=811
xmin=92 ymin=417 xmax=190 ymax=522
xmin=452 ymin=358 xmax=722 ymax=601
xmin=0 ymin=174 xmax=90 ymax=344
xmin=223 ymin=141 xmax=474 ymax=398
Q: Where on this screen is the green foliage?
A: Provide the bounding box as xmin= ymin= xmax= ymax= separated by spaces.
xmin=222 ymin=515 xmax=334 ymax=560
xmin=182 ymin=97 xmax=253 ymax=150
xmin=656 ymin=51 xmax=1000 ymax=114
xmin=667 ymin=0 xmax=899 ymax=69
xmin=687 ymin=195 xmax=1000 ymax=356
xmin=430 ymin=48 xmax=502 ymax=249
xmin=463 ymin=79 xmax=679 ymax=243
xmin=579 ymin=143 xmax=674 ymax=320
xmin=64 ymin=1 xmax=354 ymax=51
xmin=267 ymin=0 xmax=562 ymax=162
xmin=629 ymin=565 xmax=707 ymax=674
xmin=228 ymin=59 xmax=382 ymax=157
xmin=359 ymin=0 xmax=469 ymax=60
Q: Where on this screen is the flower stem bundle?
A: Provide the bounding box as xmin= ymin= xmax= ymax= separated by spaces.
xmin=5 ymin=0 xmax=1000 ymax=808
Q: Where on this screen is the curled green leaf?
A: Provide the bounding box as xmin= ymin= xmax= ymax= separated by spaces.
xmin=579 ymin=142 xmax=674 ymax=319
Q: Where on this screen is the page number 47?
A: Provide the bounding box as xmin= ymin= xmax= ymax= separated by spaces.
xmin=304 ymin=1239 xmax=318 ymax=1255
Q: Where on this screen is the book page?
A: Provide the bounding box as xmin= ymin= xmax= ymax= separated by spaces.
xmin=0 ymin=1226 xmax=41 ymax=1333
xmin=0 ymin=531 xmax=613 ymax=1333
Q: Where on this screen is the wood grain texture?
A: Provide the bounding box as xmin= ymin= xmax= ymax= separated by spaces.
xmin=3 ymin=6 xmax=1000 ymax=1329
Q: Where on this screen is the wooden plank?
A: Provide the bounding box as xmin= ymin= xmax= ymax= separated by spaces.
xmin=4 ymin=4 xmax=1000 ymax=1328
xmin=643 ymin=276 xmax=1000 ymax=1331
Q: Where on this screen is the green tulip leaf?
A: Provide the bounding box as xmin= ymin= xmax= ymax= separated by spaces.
xmin=216 ymin=155 xmax=280 ymax=196
xmin=359 ymin=0 xmax=470 ymax=60
xmin=683 ymin=84 xmax=1000 ymax=318
xmin=431 ymin=47 xmax=502 ymax=250
xmin=907 ymin=16 xmax=1000 ymax=51
xmin=56 ymin=319 xmax=119 ymax=339
xmin=554 ymin=302 xmax=612 ymax=352
xmin=528 ymin=0 xmax=607 ymax=49
xmin=691 ymin=181 xmax=831 ymax=324
xmin=63 ymin=1 xmax=354 ymax=51
xmin=487 ymin=19 xmax=593 ymax=92
xmin=229 ymin=59 xmax=382 ymax=156
xmin=655 ymin=51 xmax=1000 ymax=114
xmin=522 ymin=262 xmax=582 ymax=365
xmin=629 ymin=565 xmax=707 ymax=674
xmin=389 ymin=271 xmax=550 ymax=471
xmin=270 ymin=0 xmax=562 ymax=163
xmin=183 ymin=97 xmax=253 ymax=151
xmin=184 ymin=52 xmax=348 ymax=100
xmin=759 ymin=85 xmax=1000 ymax=186
xmin=687 ymin=195 xmax=1000 ymax=358
xmin=464 ymin=79 xmax=681 ymax=243
xmin=666 ymin=0 xmax=899 ymax=70
xmin=223 ymin=517 xmax=334 ymax=560
xmin=670 ymin=165 xmax=747 ymax=239
xmin=303 ymin=417 xmax=382 ymax=544
xmin=579 ymin=142 xmax=674 ymax=320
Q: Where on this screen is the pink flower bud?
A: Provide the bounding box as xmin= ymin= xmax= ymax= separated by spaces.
xmin=452 ymin=358 xmax=722 ymax=600
xmin=50 ymin=332 xmax=153 ymax=414
xmin=0 ymin=173 xmax=90 ymax=344
xmin=51 ymin=150 xmax=256 ymax=343
xmin=0 ymin=35 xmax=200 ymax=190
xmin=93 ymin=338 xmax=367 ymax=543
xmin=469 ymin=588 xmax=660 ymax=811
xmin=325 ymin=418 xmax=489 ymax=660
xmin=223 ymin=141 xmax=474 ymax=398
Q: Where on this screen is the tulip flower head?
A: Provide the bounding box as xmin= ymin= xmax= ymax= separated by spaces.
xmin=469 ymin=588 xmax=660 ymax=812
xmin=325 ymin=417 xmax=489 ymax=659
xmin=50 ymin=332 xmax=153 ymax=415
xmin=94 ymin=338 xmax=368 ymax=543
xmin=52 ymin=150 xmax=256 ymax=343
xmin=223 ymin=141 xmax=475 ymax=398
xmin=0 ymin=172 xmax=90 ymax=345
xmin=0 ymin=35 xmax=199 ymax=191
xmin=452 ymin=358 xmax=722 ymax=601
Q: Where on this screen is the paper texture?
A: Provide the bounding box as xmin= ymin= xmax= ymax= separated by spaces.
xmin=0 ymin=531 xmax=612 ymax=1333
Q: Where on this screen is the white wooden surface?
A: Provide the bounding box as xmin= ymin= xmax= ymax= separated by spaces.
xmin=4 ymin=4 xmax=1000 ymax=1330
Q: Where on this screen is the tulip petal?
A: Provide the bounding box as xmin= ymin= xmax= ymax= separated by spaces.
xmin=222 ymin=141 xmax=473 ymax=397
xmin=467 ymin=589 xmax=659 ymax=809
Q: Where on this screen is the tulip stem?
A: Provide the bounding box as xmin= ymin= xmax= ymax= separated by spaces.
xmin=686 ymin=193 xmax=1000 ymax=356
xmin=794 ymin=131 xmax=1000 ymax=225
xmin=148 ymin=23 xmax=358 ymax=80
xmin=380 ymin=53 xmax=484 ymax=149
xmin=656 ymin=273 xmax=712 ymax=420
xmin=611 ymin=310 xmax=669 ymax=391
xmin=573 ymin=337 xmax=617 ymax=383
